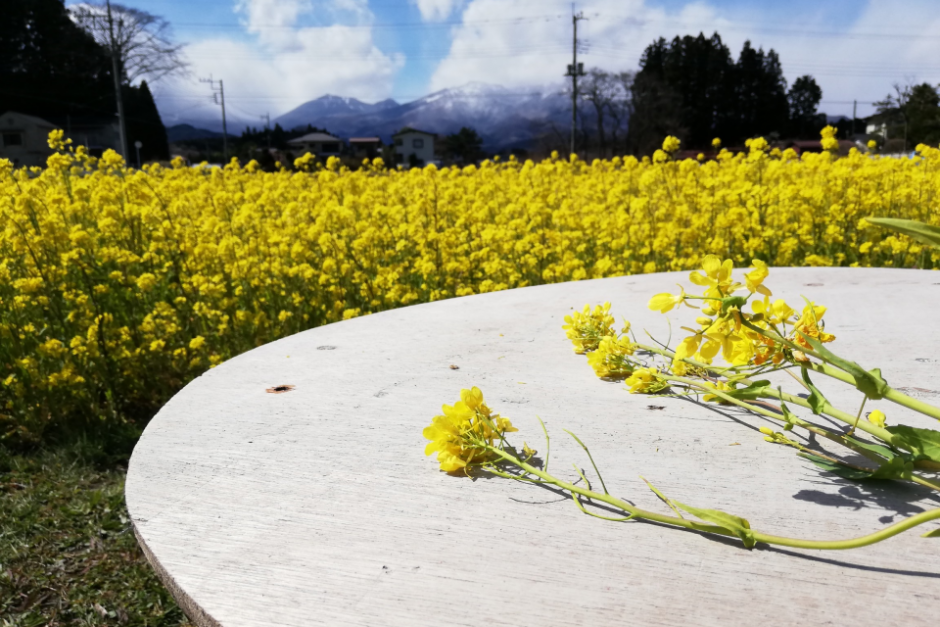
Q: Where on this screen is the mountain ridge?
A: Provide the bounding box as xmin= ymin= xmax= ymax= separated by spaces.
xmin=272 ymin=83 xmax=571 ymax=151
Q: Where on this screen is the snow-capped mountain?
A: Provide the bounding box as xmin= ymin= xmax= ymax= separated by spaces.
xmin=270 ymin=83 xmax=572 ymax=150
xmin=275 ymin=95 xmax=400 ymax=130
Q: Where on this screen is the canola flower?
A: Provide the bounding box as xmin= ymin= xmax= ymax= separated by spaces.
xmin=423 ymin=387 xmax=940 ymax=550
xmin=564 ymin=256 xmax=940 ymax=494
xmin=424 ymin=249 xmax=940 ymax=552
xmin=423 ymin=386 xmax=517 ymax=472
xmin=4 ymin=128 xmax=940 ymax=442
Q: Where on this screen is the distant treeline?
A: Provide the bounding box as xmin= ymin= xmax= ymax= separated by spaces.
xmin=0 ymin=0 xmax=168 ymax=161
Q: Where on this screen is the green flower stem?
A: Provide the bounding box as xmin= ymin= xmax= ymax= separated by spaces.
xmin=734 ymin=318 xmax=940 ymax=423
xmin=760 ymin=387 xmax=896 ymax=443
xmin=481 ymin=444 xmax=940 ymax=550
xmin=805 ymin=361 xmax=940 ymax=421
xmin=634 ymin=341 xmax=928 ymax=453
xmin=664 ymin=374 xmax=940 ymax=492
xmin=631 ymin=340 xmax=940 ymax=473
xmin=635 ymin=340 xmax=900 ymax=445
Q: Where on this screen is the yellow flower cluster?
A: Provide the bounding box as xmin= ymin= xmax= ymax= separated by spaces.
xmin=423 ymin=386 xmax=517 ymax=472
xmin=2 ymin=130 xmax=940 ymax=441
xmin=649 ymin=255 xmax=834 ymax=370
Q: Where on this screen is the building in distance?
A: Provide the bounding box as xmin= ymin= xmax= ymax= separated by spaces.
xmin=287 ymin=132 xmax=343 ymax=158
xmin=392 ymin=128 xmax=437 ymax=168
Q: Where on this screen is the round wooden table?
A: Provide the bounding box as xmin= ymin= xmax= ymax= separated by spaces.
xmin=126 ymin=268 xmax=940 ymax=626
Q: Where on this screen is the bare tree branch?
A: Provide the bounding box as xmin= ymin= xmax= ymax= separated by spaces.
xmin=69 ymin=2 xmax=189 ymax=84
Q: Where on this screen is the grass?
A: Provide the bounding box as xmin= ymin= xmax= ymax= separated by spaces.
xmin=0 ymin=435 xmax=191 ymax=627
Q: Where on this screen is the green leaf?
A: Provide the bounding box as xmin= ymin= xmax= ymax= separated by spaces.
xmin=673 ymin=500 xmax=756 ymax=549
xmin=843 ymin=435 xmax=898 ymax=462
xmin=798 ymin=453 xmax=876 ymax=480
xmin=798 ymin=333 xmax=889 ymax=400
xmin=866 ymin=217 xmax=940 ymax=250
xmin=869 ymin=456 xmax=914 ymax=480
xmin=724 ymin=379 xmax=771 ymax=401
xmin=798 ymin=452 xmax=912 ymax=481
xmin=922 ymin=528 xmax=940 ymax=538
xmin=885 ymin=425 xmax=940 ymax=463
xmin=801 ymin=367 xmax=829 ymax=415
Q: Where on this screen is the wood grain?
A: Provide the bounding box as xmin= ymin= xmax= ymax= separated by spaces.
xmin=126 ymin=268 xmax=940 ymax=626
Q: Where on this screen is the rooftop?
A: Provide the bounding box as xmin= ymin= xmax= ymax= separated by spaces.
xmin=392 ymin=127 xmax=436 ymax=138
xmin=287 ymin=132 xmax=341 ymax=144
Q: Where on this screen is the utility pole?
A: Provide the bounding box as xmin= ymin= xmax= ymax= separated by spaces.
xmin=852 ymin=99 xmax=857 ymax=136
xmin=201 ymin=76 xmax=228 ymax=161
xmin=565 ymin=5 xmax=586 ymax=156
xmin=106 ymin=0 xmax=128 ymax=159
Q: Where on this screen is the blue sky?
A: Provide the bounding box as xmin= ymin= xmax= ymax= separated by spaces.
xmin=66 ymin=1 xmax=940 ymax=128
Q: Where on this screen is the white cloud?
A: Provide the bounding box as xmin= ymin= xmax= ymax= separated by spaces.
xmin=429 ymin=0 xmax=731 ymax=94
xmin=155 ymin=0 xmax=403 ymax=127
xmin=412 ymin=0 xmax=466 ymax=22
xmin=428 ymin=0 xmax=940 ymax=118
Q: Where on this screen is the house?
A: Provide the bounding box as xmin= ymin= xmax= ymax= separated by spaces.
xmin=0 ymin=111 xmax=123 ymax=168
xmin=286 ymin=132 xmax=343 ymax=157
xmin=48 ymin=115 xmax=122 ymax=158
xmin=392 ymin=128 xmax=436 ymax=167
xmin=349 ymin=137 xmax=382 ymax=160
xmin=0 ymin=111 xmax=57 ymax=167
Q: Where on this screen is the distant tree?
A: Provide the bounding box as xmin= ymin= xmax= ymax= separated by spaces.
xmin=0 ymin=0 xmax=114 ymax=119
xmin=787 ymin=75 xmax=823 ymax=138
xmin=734 ymin=42 xmax=789 ymax=140
xmin=626 ymin=72 xmax=685 ymax=156
xmin=875 ymin=83 xmax=921 ymax=151
xmin=630 ymin=33 xmax=736 ymax=150
xmin=124 ymin=80 xmax=169 ymax=161
xmin=907 ymin=83 xmax=940 ymax=147
xmin=69 ymin=2 xmax=188 ymax=85
xmin=443 ymin=127 xmax=484 ymax=164
xmin=271 ymin=123 xmax=288 ymax=149
xmin=579 ymin=69 xmax=631 ymax=157
xmin=629 ymin=33 xmax=794 ymax=150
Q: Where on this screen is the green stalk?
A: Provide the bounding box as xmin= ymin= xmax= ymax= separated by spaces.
xmin=805 ymin=361 xmax=940 ymax=421
xmin=634 ymin=340 xmax=938 ymax=463
xmin=481 ymin=445 xmax=940 ymax=550
xmin=663 ymin=374 xmax=940 ymax=492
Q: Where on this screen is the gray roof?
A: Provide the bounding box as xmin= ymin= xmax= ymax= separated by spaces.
xmin=392 ymin=128 xmax=436 ymax=138
xmin=287 ymin=132 xmax=341 ymax=144
xmin=1 ymin=111 xmax=57 ymax=128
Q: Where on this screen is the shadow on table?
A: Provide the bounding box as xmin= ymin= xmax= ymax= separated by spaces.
xmin=488 ymin=448 xmax=940 ymax=577
xmin=674 ymin=396 xmax=940 ymax=519
xmin=792 ymin=479 xmax=940 ymax=521
xmin=765 ymin=546 xmax=940 ymax=578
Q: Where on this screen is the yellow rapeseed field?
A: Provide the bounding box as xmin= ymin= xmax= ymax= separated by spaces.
xmin=2 ymin=130 xmax=939 ymax=442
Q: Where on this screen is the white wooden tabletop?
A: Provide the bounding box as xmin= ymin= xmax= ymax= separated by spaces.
xmin=126 ymin=268 xmax=940 ymax=626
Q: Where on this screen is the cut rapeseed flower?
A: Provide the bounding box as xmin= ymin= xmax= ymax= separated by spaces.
xmin=563 ymin=303 xmax=615 ymax=353
xmin=423 ymin=387 xmax=517 ymax=473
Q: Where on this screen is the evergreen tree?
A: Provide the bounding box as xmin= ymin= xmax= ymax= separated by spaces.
xmin=631 ymin=33 xmax=735 ymax=149
xmin=907 ymin=83 xmax=940 ymax=147
xmin=443 ymin=127 xmax=484 ymax=164
xmin=734 ymin=43 xmax=789 ymax=140
xmin=630 ymin=33 xmax=794 ymax=150
xmin=787 ymin=75 xmax=824 ymax=138
xmin=124 ymin=80 xmax=169 ymax=162
xmin=0 ymin=0 xmax=113 ymax=119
